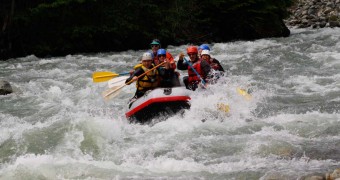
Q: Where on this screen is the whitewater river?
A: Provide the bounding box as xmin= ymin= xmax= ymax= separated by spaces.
xmin=0 ymin=28 xmax=339 ymax=179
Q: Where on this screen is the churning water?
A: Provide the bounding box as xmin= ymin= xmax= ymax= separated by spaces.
xmin=0 ymin=28 xmax=339 ymax=179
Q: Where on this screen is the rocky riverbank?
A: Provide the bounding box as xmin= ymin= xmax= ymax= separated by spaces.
xmin=285 ymin=0 xmax=340 ymax=28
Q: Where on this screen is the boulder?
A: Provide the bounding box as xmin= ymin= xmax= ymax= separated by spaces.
xmin=0 ymin=80 xmax=13 ymax=95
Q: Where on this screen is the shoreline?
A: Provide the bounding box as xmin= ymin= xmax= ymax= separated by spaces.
xmin=284 ymin=0 xmax=340 ymax=28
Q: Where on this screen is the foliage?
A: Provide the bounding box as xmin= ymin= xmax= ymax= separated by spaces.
xmin=1 ymin=0 xmax=294 ymax=59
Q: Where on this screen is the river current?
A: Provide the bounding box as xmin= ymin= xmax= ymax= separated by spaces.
xmin=0 ymin=28 xmax=339 ymax=179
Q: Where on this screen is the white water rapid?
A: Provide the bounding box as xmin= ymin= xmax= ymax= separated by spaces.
xmin=0 ymin=28 xmax=340 ymax=179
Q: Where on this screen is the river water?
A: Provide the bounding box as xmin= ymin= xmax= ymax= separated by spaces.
xmin=0 ymin=28 xmax=339 ymax=179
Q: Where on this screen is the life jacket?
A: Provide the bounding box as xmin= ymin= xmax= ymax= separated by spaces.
xmin=133 ymin=63 xmax=142 ymax=70
xmin=188 ymin=60 xmax=204 ymax=83
xmin=136 ymin=65 xmax=159 ymax=91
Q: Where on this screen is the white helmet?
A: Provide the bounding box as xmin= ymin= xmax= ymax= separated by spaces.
xmin=141 ymin=52 xmax=152 ymax=61
xmin=201 ymin=50 xmax=210 ymax=56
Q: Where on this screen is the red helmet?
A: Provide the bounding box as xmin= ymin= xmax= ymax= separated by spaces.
xmin=187 ymin=46 xmax=198 ymax=54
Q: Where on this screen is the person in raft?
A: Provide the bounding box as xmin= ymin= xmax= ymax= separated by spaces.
xmin=177 ymin=46 xmax=211 ymax=91
xmin=198 ymin=44 xmax=224 ymax=71
xmin=198 ymin=44 xmax=210 ymax=57
xmin=130 ymin=39 xmax=175 ymax=74
xmin=200 ymin=49 xmax=225 ymax=84
xmin=156 ymin=49 xmax=181 ymax=87
xmin=125 ymin=52 xmax=163 ymax=99
xmin=201 ymin=49 xmax=224 ymax=72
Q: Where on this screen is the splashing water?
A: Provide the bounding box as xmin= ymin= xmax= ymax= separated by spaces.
xmin=0 ymin=28 xmax=340 ymax=179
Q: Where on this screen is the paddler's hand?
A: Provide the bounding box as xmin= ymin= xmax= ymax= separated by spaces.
xmin=200 ymin=82 xmax=208 ymax=89
xmin=126 ymin=76 xmax=138 ymax=85
xmin=179 ymin=52 xmax=185 ymax=61
xmin=169 ymin=58 xmax=175 ymax=64
xmin=132 ymin=76 xmax=138 ymax=82
xmin=164 ymin=59 xmax=170 ymax=69
xmin=169 ymin=59 xmax=175 ymax=69
xmin=211 ymin=63 xmax=219 ymax=69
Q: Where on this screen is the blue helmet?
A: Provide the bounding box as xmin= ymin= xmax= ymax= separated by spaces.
xmin=157 ymin=49 xmax=166 ymax=56
xmin=199 ymin=44 xmax=210 ymax=51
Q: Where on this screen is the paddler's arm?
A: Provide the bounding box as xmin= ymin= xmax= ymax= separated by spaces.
xmin=212 ymin=58 xmax=225 ymax=72
xmin=166 ymin=52 xmax=177 ymax=70
xmin=125 ymin=68 xmax=144 ymax=85
xmin=177 ymin=53 xmax=188 ymax=70
xmin=158 ymin=66 xmax=173 ymax=79
xmin=129 ymin=63 xmax=143 ymax=75
xmin=201 ymin=60 xmax=211 ymax=80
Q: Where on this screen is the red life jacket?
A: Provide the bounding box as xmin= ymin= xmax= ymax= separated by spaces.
xmin=188 ymin=60 xmax=204 ymax=83
xmin=166 ymin=52 xmax=176 ymax=69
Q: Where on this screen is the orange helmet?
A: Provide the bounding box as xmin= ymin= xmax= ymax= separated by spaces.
xmin=187 ymin=46 xmax=198 ymax=54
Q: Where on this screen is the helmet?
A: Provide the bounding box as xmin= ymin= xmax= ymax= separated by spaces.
xmin=141 ymin=52 xmax=152 ymax=61
xmin=157 ymin=49 xmax=166 ymax=56
xmin=201 ymin=50 xmax=210 ymax=56
xmin=199 ymin=44 xmax=210 ymax=51
xmin=187 ymin=46 xmax=198 ymax=54
xmin=150 ymin=39 xmax=161 ymax=46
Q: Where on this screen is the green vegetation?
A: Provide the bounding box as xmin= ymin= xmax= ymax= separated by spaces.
xmin=0 ymin=0 xmax=293 ymax=60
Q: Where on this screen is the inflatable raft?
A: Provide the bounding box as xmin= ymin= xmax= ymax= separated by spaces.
xmin=125 ymin=87 xmax=191 ymax=123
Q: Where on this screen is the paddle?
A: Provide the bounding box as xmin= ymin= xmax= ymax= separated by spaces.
xmin=92 ymin=72 xmax=130 ymax=83
xmin=217 ymin=89 xmax=251 ymax=113
xmin=102 ymin=84 xmax=121 ymax=95
xmin=107 ymin=76 xmax=130 ymax=88
xmin=217 ymin=103 xmax=230 ymax=113
xmin=237 ymin=88 xmax=252 ymax=100
xmin=102 ymin=84 xmax=126 ymax=100
xmin=183 ymin=57 xmax=206 ymax=86
xmin=102 ymin=61 xmax=166 ymax=100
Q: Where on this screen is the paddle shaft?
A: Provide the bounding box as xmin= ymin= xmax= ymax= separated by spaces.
xmin=118 ymin=72 xmax=130 ymax=76
xmin=183 ymin=57 xmax=206 ymax=85
xmin=126 ymin=61 xmax=166 ymax=85
xmin=103 ymin=61 xmax=166 ymax=98
xmin=107 ymin=76 xmax=130 ymax=88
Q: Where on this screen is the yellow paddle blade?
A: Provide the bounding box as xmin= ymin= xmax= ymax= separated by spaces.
xmin=237 ymin=88 xmax=252 ymax=100
xmin=101 ymin=61 xmax=167 ymax=100
xmin=92 ymin=72 xmax=119 ymax=83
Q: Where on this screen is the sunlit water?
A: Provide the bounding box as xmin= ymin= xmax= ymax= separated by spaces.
xmin=0 ymin=28 xmax=340 ymax=179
